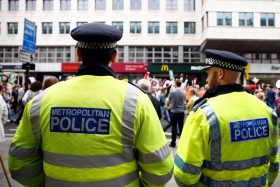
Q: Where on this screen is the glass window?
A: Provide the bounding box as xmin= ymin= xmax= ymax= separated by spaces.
xmin=130 ymin=22 xmax=141 ymax=33
xmin=184 ymin=0 xmax=195 ymax=11
xmin=260 ymin=13 xmax=275 ymax=27
xmin=43 ymin=0 xmax=53 ymax=11
xmin=217 ymin=12 xmax=232 ymax=26
xmin=112 ymin=0 xmax=123 ymax=10
xmin=26 ymin=0 xmax=36 ymax=11
xmin=184 ymin=22 xmax=196 ymax=34
xmin=148 ymin=21 xmax=160 ymax=34
xmin=95 ymin=0 xmax=106 ymax=10
xmin=7 ymin=22 xmax=18 ymax=34
xmin=148 ymin=0 xmax=159 ymax=10
xmin=183 ymin=46 xmax=200 ymax=63
xmin=0 ymin=47 xmax=19 ymax=62
xmin=130 ymin=0 xmax=141 ymax=10
xmin=116 ymin=46 xmax=124 ymax=62
xmin=59 ymin=22 xmax=70 ymax=34
xmin=112 ymin=21 xmax=123 ymax=32
xmin=60 ymin=0 xmax=71 ymax=10
xmin=9 ymin=0 xmax=19 ymax=11
xmin=77 ymin=22 xmax=88 ymax=27
xmin=42 ymin=22 xmax=52 ymax=34
xmin=129 ymin=46 xmax=145 ymax=62
xmin=239 ymin=12 xmax=253 ymax=26
xmin=166 ymin=22 xmax=177 ymax=34
xmin=166 ymin=0 xmax=177 ymax=10
xmin=78 ymin=0 xmax=88 ymax=10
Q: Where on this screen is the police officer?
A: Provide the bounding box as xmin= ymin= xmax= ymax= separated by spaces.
xmin=174 ymin=49 xmax=279 ymax=186
xmin=9 ymin=23 xmax=173 ymax=186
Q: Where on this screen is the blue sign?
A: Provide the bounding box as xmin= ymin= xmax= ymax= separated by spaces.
xmin=22 ymin=18 xmax=37 ymax=54
xmin=230 ymin=118 xmax=269 ymax=143
xmin=50 ymin=107 xmax=111 ymax=135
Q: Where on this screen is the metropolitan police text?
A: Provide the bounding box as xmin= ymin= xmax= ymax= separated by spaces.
xmin=50 ymin=107 xmax=111 ymax=134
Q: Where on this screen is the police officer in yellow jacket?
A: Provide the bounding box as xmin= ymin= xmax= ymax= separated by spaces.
xmin=174 ymin=49 xmax=279 ymax=186
xmin=8 ymin=23 xmax=174 ymax=187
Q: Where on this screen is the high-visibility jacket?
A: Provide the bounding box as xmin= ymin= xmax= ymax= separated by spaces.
xmin=9 ymin=75 xmax=174 ymax=187
xmin=174 ymin=91 xmax=279 ymax=186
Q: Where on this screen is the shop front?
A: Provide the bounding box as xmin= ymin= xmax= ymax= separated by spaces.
xmin=148 ymin=63 xmax=208 ymax=86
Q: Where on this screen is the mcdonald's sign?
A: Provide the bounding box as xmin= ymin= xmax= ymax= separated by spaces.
xmin=161 ymin=64 xmax=169 ymax=71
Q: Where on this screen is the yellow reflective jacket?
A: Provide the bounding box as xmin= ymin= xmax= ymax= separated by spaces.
xmin=175 ymin=91 xmax=279 ymax=187
xmin=9 ymin=75 xmax=174 ymax=187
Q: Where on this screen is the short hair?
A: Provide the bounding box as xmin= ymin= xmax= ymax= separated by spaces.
xmin=137 ymin=79 xmax=151 ymax=92
xmin=189 ymin=88 xmax=197 ymax=95
xmin=43 ymin=76 xmax=59 ymax=90
xmin=175 ymin=79 xmax=182 ymax=87
xmin=30 ymin=81 xmax=42 ymax=92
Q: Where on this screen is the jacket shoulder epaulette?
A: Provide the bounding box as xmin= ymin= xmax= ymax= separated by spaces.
xmin=192 ymin=98 xmax=207 ymax=112
xmin=128 ymin=81 xmax=147 ymax=94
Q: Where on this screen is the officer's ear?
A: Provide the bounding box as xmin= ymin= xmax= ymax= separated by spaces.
xmin=110 ymin=49 xmax=117 ymax=64
xmin=218 ymin=68 xmax=225 ymax=81
xmin=77 ymin=47 xmax=82 ymax=62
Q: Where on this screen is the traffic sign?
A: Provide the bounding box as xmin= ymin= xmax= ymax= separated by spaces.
xmin=22 ymin=18 xmax=37 ymax=54
xmin=19 ymin=49 xmax=32 ymax=63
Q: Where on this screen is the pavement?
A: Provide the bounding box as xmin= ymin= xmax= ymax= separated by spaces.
xmin=1 ymin=122 xmax=280 ymax=187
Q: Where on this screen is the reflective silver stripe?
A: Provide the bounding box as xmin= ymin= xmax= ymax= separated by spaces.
xmin=122 ymin=83 xmax=138 ymax=147
xmin=200 ymin=174 xmax=268 ymax=187
xmin=44 ymin=148 xmax=134 ymax=168
xmin=174 ymin=154 xmax=201 ymax=175
xmin=270 ymin=146 xmax=278 ymax=156
xmin=201 ymin=103 xmax=221 ymax=163
xmin=9 ymin=143 xmax=41 ymax=159
xmin=30 ymin=91 xmax=47 ymax=143
xmin=141 ymin=166 xmax=174 ymax=185
xmin=138 ymin=143 xmax=170 ymax=164
xmin=269 ymin=162 xmax=279 ymax=172
xmin=203 ymin=155 xmax=269 ymax=171
xmin=270 ymin=111 xmax=278 ymax=155
xmin=46 ymin=171 xmax=138 ymax=187
xmin=10 ymin=162 xmax=43 ymax=181
xmin=174 ymin=176 xmax=198 ymax=187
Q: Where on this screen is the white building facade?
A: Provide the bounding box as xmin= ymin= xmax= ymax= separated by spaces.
xmin=0 ymin=0 xmax=279 ymax=83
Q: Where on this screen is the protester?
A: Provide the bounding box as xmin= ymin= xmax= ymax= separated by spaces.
xmin=9 ymin=23 xmax=173 ymax=186
xmin=175 ymin=49 xmax=279 ymax=186
xmin=42 ymin=76 xmax=59 ymax=90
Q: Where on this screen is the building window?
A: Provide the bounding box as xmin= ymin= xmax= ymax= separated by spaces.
xmin=239 ymin=12 xmax=253 ymax=26
xmin=184 ymin=22 xmax=196 ymax=34
xmin=217 ymin=12 xmax=232 ymax=26
xmin=129 ymin=46 xmax=145 ymax=62
xmin=130 ymin=22 xmax=141 ymax=33
xmin=78 ymin=0 xmax=88 ymax=10
xmin=147 ymin=46 xmax=178 ymax=63
xmin=183 ymin=46 xmax=200 ymax=63
xmin=60 ymin=0 xmax=71 ymax=10
xmin=184 ymin=0 xmax=195 ymax=11
xmin=36 ymin=47 xmax=71 ymax=63
xmin=0 ymin=47 xmax=19 ymax=63
xmin=148 ymin=22 xmax=159 ymax=33
xmin=43 ymin=0 xmax=53 ymax=11
xmin=7 ymin=22 xmax=18 ymax=34
xmin=112 ymin=0 xmax=123 ymax=10
xmin=95 ymin=0 xmax=106 ymax=10
xmin=112 ymin=21 xmax=123 ymax=32
xmin=59 ymin=22 xmax=70 ymax=34
xmin=166 ymin=22 xmax=177 ymax=34
xmin=117 ymin=46 xmax=124 ymax=62
xmin=260 ymin=13 xmax=275 ymax=27
xmin=130 ymin=0 xmax=141 ymax=10
xmin=166 ymin=0 xmax=177 ymax=10
xmin=42 ymin=22 xmax=52 ymax=34
xmin=26 ymin=0 xmax=36 ymax=11
xmin=148 ymin=0 xmax=159 ymax=10
xmin=9 ymin=0 xmax=19 ymax=11
xmin=77 ymin=22 xmax=87 ymax=27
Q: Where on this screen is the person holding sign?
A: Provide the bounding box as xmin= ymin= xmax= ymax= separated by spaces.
xmin=174 ymin=49 xmax=279 ymax=186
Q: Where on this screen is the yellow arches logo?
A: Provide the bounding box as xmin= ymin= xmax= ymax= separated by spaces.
xmin=161 ymin=65 xmax=169 ymax=71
